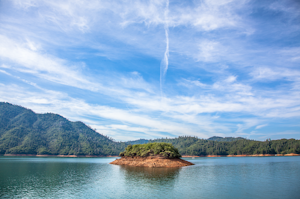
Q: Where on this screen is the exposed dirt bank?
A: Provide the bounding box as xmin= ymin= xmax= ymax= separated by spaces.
xmin=182 ymin=153 xmax=300 ymax=157
xmin=275 ymin=153 xmax=300 ymax=156
xmin=110 ymin=156 xmax=194 ymax=168
xmin=1 ymin=154 xmax=118 ymax=157
xmin=2 ymin=154 xmax=299 ymax=158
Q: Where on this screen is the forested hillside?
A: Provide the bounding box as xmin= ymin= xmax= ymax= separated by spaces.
xmin=0 ymin=102 xmax=126 ymax=155
xmin=0 ymin=102 xmax=299 ymax=156
xmin=125 ymin=139 xmax=149 ymax=145
xmin=207 ymin=136 xmax=245 ymax=142
xmin=124 ymin=136 xmax=245 ymax=145
xmin=149 ymin=136 xmax=300 ymax=156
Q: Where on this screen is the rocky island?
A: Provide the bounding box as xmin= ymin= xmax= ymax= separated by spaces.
xmin=110 ymin=143 xmax=194 ymax=168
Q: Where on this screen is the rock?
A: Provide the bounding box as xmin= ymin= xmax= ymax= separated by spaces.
xmin=110 ymin=156 xmax=194 ymax=168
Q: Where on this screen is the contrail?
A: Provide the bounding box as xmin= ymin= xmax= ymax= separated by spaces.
xmin=160 ymin=0 xmax=169 ymax=96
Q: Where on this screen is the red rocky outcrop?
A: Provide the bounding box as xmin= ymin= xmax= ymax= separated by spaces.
xmin=110 ymin=156 xmax=194 ymax=168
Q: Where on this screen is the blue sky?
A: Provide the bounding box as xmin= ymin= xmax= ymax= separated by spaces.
xmin=0 ymin=0 xmax=299 ymax=141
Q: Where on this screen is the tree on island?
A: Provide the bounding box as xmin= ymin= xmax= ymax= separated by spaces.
xmin=119 ymin=142 xmax=181 ymax=158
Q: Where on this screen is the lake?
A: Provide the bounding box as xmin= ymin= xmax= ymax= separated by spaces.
xmin=0 ymin=156 xmax=299 ymax=198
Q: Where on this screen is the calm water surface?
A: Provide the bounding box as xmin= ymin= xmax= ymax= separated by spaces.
xmin=0 ymin=156 xmax=299 ymax=198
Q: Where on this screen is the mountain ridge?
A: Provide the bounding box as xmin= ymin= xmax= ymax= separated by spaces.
xmin=127 ymin=136 xmax=246 ymax=144
xmin=0 ymin=102 xmax=299 ymax=156
xmin=0 ymin=102 xmax=125 ymax=155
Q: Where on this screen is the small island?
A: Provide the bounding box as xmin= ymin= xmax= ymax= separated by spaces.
xmin=110 ymin=143 xmax=194 ymax=168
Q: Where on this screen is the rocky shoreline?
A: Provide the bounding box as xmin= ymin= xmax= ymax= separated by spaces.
xmin=182 ymin=153 xmax=300 ymax=157
xmin=110 ymin=156 xmax=194 ymax=167
xmin=1 ymin=153 xmax=299 ymax=158
xmin=1 ymin=154 xmax=118 ymax=157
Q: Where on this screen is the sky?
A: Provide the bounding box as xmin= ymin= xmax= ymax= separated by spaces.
xmin=0 ymin=0 xmax=300 ymax=141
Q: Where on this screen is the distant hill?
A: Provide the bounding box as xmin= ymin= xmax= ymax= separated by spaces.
xmin=0 ymin=102 xmax=125 ymax=155
xmin=149 ymin=136 xmax=300 ymax=156
xmin=125 ymin=139 xmax=149 ymax=145
xmin=0 ymin=102 xmax=299 ymax=156
xmin=126 ymin=136 xmax=245 ymax=144
xmin=207 ymin=136 xmax=245 ymax=142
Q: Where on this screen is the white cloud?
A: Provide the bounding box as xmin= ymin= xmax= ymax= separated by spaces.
xmin=280 ymin=47 xmax=300 ymax=62
xmin=1 ymin=0 xmax=300 ymax=141
xmin=255 ymin=124 xmax=268 ymax=129
xmin=25 ymin=39 xmax=40 ymax=51
xmin=0 ymin=64 xmax=11 ymax=69
xmin=236 ymin=119 xmax=260 ymax=133
xmin=13 ymin=0 xmax=37 ymax=9
xmin=0 ymin=0 xmax=252 ymax=69
xmin=251 ymin=67 xmax=300 ymax=83
xmin=0 ymin=35 xmax=156 ymax=97
xmin=225 ymin=76 xmax=237 ymax=83
xmin=269 ymin=1 xmax=300 ymax=18
xmin=0 ymin=35 xmax=98 ymax=90
xmin=0 ymin=69 xmax=11 ymax=76
xmin=179 ymin=79 xmax=208 ymax=88
xmin=0 ymin=84 xmax=210 ymax=139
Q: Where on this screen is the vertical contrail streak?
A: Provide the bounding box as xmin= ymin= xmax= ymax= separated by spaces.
xmin=160 ymin=0 xmax=169 ymax=97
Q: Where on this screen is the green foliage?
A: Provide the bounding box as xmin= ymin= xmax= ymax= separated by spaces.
xmin=207 ymin=136 xmax=245 ymax=142
xmin=1 ymin=102 xmax=299 ymax=157
xmin=119 ymin=142 xmax=181 ymax=158
xmin=149 ymin=136 xmax=300 ymax=156
xmin=0 ymin=102 xmax=126 ymax=156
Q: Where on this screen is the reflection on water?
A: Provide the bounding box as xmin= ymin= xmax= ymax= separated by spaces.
xmin=115 ymin=165 xmax=181 ymax=198
xmin=121 ymin=165 xmax=180 ymax=178
xmin=1 ymin=156 xmax=300 ymax=199
xmin=0 ymin=158 xmax=101 ymax=198
xmin=120 ymin=165 xmax=180 ymax=187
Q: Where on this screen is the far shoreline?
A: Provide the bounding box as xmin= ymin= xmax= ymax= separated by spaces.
xmin=182 ymin=153 xmax=300 ymax=157
xmin=0 ymin=154 xmax=119 ymax=157
xmin=0 ymin=153 xmax=299 ymax=158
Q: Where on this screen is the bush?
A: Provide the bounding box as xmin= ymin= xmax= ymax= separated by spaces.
xmin=119 ymin=142 xmax=181 ymax=158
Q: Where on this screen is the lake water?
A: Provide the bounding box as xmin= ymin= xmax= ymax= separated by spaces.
xmin=0 ymin=156 xmax=299 ymax=199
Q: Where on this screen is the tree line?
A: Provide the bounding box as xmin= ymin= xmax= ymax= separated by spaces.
xmin=149 ymin=136 xmax=300 ymax=155
xmin=1 ymin=102 xmax=299 ymax=156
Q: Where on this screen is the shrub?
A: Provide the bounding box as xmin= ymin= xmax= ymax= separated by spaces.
xmin=119 ymin=142 xmax=181 ymax=158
